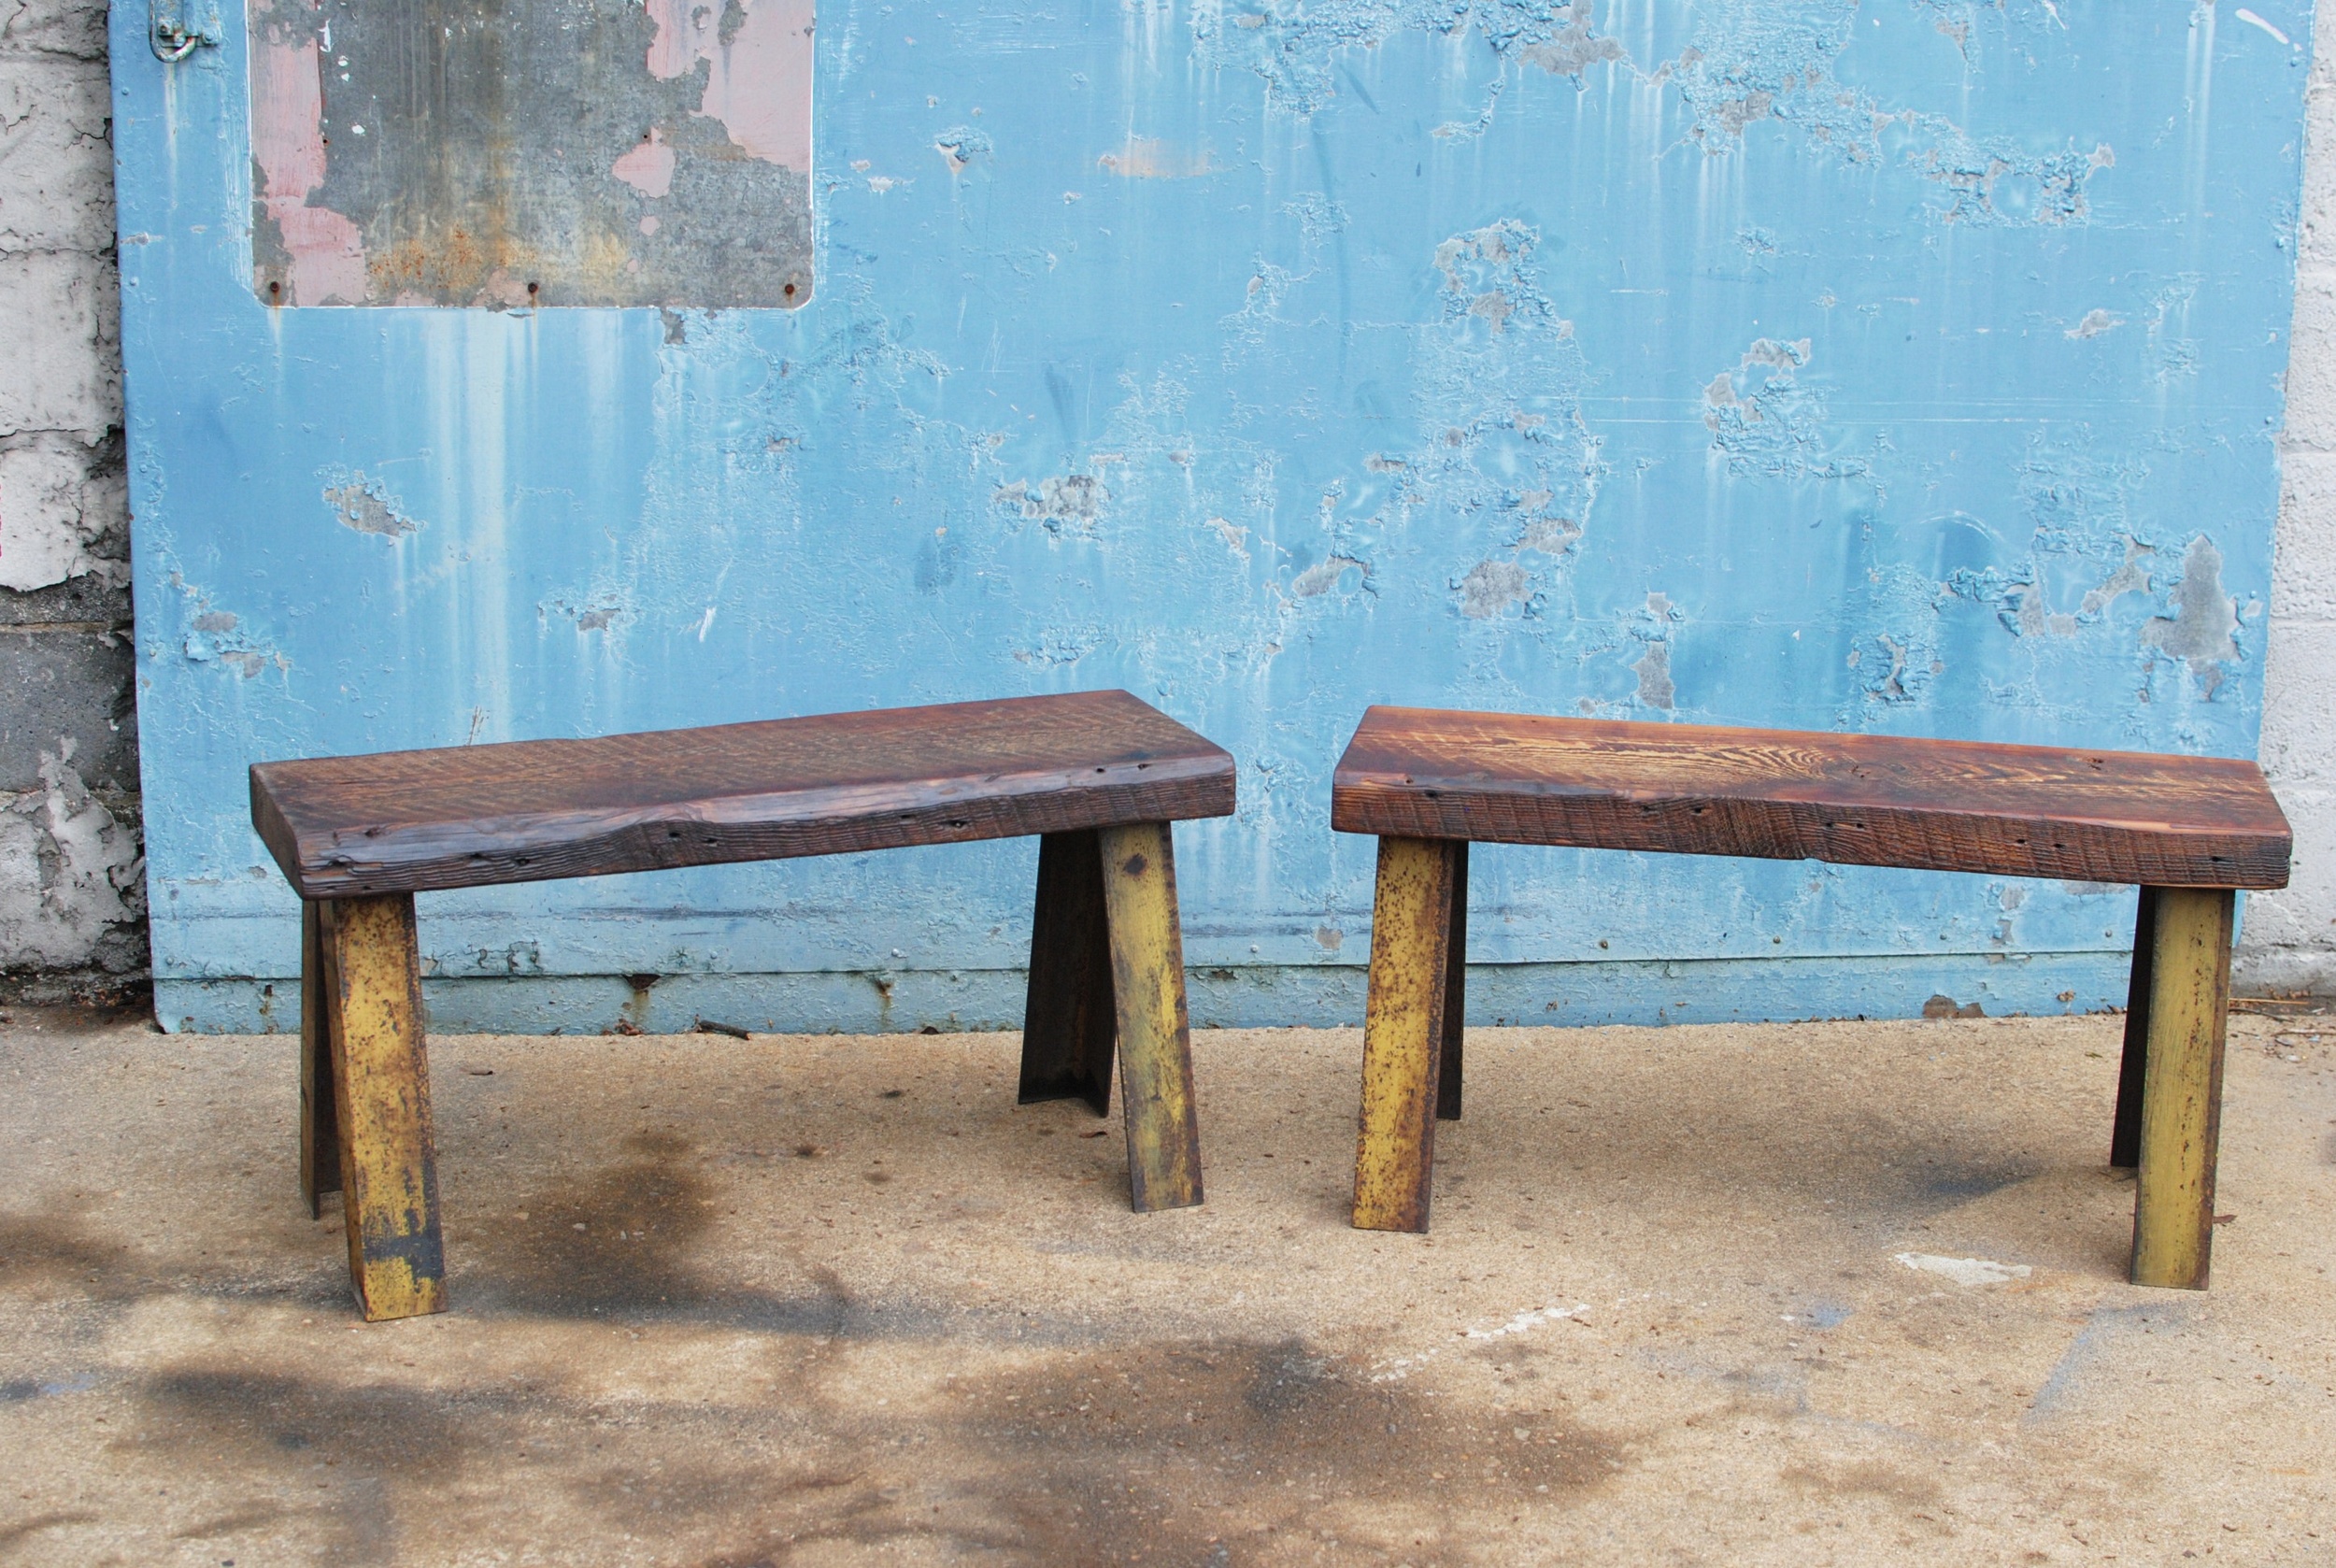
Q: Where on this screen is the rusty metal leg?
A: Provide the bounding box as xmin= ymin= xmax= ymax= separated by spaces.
xmin=1019 ymin=830 xmax=1116 ymax=1116
xmin=1353 ymin=836 xmax=1459 ymax=1233
xmin=1098 ymin=820 xmax=1204 ymax=1213
xmin=320 ymin=893 xmax=448 ymax=1321
xmin=299 ymin=899 xmax=344 ymax=1219
xmin=2129 ymin=888 xmax=2235 ymax=1290
xmin=1437 ymin=841 xmax=1468 ymax=1122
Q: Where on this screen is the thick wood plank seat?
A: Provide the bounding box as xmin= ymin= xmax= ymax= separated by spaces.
xmin=253 ymin=691 xmax=1232 ymax=1322
xmin=1332 ymin=708 xmax=2290 ymax=888
xmin=1335 ymin=706 xmax=2291 ymax=1292
xmin=253 ymin=690 xmax=1234 ymax=899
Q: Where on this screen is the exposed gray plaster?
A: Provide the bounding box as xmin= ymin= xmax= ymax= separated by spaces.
xmin=2140 ymin=536 xmax=2239 ymax=691
xmin=1632 ymin=641 xmax=1674 ymax=710
xmin=1458 ymin=558 xmax=1529 ymax=619
xmin=995 ymin=474 xmax=1107 ymax=532
xmin=322 ymin=473 xmax=420 ymax=537
xmin=2077 ymin=538 xmax=2154 ymax=617
xmin=1292 ymin=554 xmax=1368 ymax=598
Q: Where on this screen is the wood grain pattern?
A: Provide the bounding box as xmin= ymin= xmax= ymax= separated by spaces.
xmin=1018 ymin=829 xmax=1117 ymax=1115
xmin=1098 ymin=820 xmax=1204 ymax=1213
xmin=252 ymin=691 xmax=1237 ymax=899
xmin=321 ymin=893 xmax=448 ymax=1321
xmin=1332 ymin=707 xmax=2290 ymax=888
xmin=2129 ymin=887 xmax=2234 ymax=1290
xmin=1352 ymin=836 xmax=1458 ymax=1233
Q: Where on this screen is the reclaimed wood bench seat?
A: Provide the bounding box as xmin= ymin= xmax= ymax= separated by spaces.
xmin=1332 ymin=706 xmax=2291 ymax=1290
xmin=251 ymin=690 xmax=1235 ymax=1320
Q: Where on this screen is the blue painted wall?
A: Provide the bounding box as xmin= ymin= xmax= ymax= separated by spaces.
xmin=114 ymin=2 xmax=2315 ymax=1033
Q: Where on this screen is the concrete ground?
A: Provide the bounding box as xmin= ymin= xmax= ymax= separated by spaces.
xmin=1 ymin=1007 xmax=2331 ymax=1566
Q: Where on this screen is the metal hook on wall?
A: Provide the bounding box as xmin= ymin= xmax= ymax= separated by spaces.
xmin=150 ymin=0 xmax=219 ymax=62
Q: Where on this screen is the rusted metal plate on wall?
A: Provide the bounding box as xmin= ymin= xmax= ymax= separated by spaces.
xmin=248 ymin=0 xmax=813 ymax=307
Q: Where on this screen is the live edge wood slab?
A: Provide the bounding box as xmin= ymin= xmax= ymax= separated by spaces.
xmin=253 ymin=691 xmax=1234 ymax=1321
xmin=1334 ymin=706 xmax=2291 ymax=1291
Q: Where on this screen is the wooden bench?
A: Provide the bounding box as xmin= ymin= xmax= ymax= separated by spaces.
xmin=1332 ymin=706 xmax=2291 ymax=1290
xmin=250 ymin=690 xmax=1235 ymax=1320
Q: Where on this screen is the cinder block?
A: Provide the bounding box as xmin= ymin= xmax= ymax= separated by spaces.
xmin=0 ymin=61 xmax=114 ymax=254
xmin=2301 ymin=19 xmax=2336 ymax=270
xmin=0 ymin=570 xmax=124 ymax=627
xmin=0 ymin=436 xmax=124 ymax=590
xmin=0 ymin=0 xmax=108 ymax=61
xmin=0 ymin=622 xmax=134 ymax=791
xmin=0 ymin=250 xmax=117 ymax=442
xmin=2282 ymin=273 xmax=2336 ymax=451
xmin=2235 ymin=784 xmax=2336 ymax=958
xmin=2272 ymin=449 xmax=2336 ymax=619
xmin=2259 ymin=620 xmax=2336 ymax=783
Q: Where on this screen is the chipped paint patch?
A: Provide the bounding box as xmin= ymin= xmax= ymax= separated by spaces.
xmin=1631 ymin=592 xmax=1676 ymax=709
xmin=1198 ymin=0 xmax=1629 ymax=112
xmin=2141 ymin=536 xmax=2240 ymax=694
xmin=1099 ymin=137 xmax=1217 ymax=178
xmin=996 ymin=475 xmax=1107 ymax=533
xmin=934 ymin=127 xmax=992 ymax=175
xmin=1704 ymin=336 xmax=1862 ymax=484
xmin=248 ymin=34 xmax=365 ymax=306
xmin=611 ymin=129 xmax=678 ymax=199
xmin=165 ymin=575 xmax=287 ymax=680
xmin=542 ymin=592 xmax=629 ymax=636
xmin=1458 ymin=559 xmax=1528 ymax=619
xmin=644 ymin=0 xmax=815 ymax=169
xmin=1294 ymin=554 xmax=1369 ymax=598
xmin=321 ymin=473 xmax=420 ymax=538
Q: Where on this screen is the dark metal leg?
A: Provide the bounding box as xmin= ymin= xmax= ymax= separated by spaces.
xmin=1436 ymin=841 xmax=1468 ymax=1121
xmin=2111 ymin=886 xmax=2158 ymax=1169
xmin=1018 ymin=829 xmax=1116 ymax=1115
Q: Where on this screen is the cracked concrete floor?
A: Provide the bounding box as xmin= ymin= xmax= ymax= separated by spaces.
xmin=1 ymin=1007 xmax=2332 ymax=1565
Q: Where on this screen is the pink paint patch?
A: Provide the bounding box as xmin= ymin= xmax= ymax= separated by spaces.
xmin=642 ymin=0 xmax=697 ymax=80
xmin=612 ymin=127 xmax=677 ymax=198
xmin=249 ymin=36 xmax=367 ymax=304
xmin=272 ymin=207 xmax=368 ymax=305
xmin=640 ymin=0 xmax=813 ymax=172
xmin=639 ymin=215 xmax=662 ymax=236
xmin=700 ymin=0 xmax=814 ymax=170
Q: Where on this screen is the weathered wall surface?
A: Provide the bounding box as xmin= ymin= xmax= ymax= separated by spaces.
xmin=0 ymin=0 xmax=144 ymax=997
xmin=107 ymin=0 xmax=2318 ymax=1034
xmin=2237 ymin=0 xmax=2336 ymax=996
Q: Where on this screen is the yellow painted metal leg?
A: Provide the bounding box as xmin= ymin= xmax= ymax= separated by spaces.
xmin=299 ymin=899 xmax=342 ymax=1219
xmin=1098 ymin=820 xmax=1203 ymax=1212
xmin=1352 ymin=836 xmax=1459 ymax=1233
xmin=320 ymin=893 xmax=448 ymax=1320
xmin=2129 ymin=887 xmax=2235 ymax=1290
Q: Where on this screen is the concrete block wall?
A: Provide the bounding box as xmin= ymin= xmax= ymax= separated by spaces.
xmin=0 ymin=0 xmax=144 ymax=997
xmin=0 ymin=0 xmax=2327 ymax=1005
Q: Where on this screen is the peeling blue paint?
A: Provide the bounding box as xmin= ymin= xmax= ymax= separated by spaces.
xmin=113 ymin=1 xmax=2311 ymax=1033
